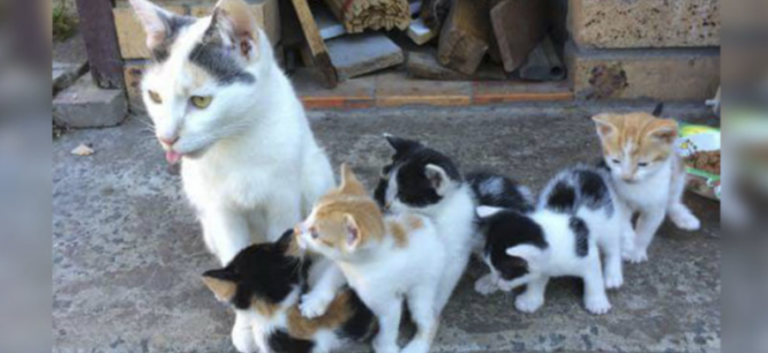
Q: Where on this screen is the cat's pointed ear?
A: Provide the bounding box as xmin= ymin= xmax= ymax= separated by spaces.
xmin=205 ymin=0 xmax=260 ymax=61
xmin=591 ymin=114 xmax=618 ymax=139
xmin=128 ymin=0 xmax=192 ymax=54
xmin=648 ymin=119 xmax=679 ymax=144
xmin=505 ymin=245 xmax=542 ymax=264
xmin=339 ymin=164 xmax=367 ymax=196
xmin=477 ymin=205 xmax=504 ymax=218
xmin=384 ymin=134 xmax=422 ymax=154
xmin=343 ymin=214 xmax=362 ymax=251
xmin=425 ymin=164 xmax=450 ymax=195
xmin=202 ymin=269 xmax=238 ymax=302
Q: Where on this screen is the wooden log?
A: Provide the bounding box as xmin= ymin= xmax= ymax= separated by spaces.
xmin=437 ymin=0 xmax=490 ymax=75
xmin=490 ymin=0 xmax=545 ymax=73
xmin=323 ymin=0 xmax=410 ymax=33
xmin=76 ymin=0 xmax=124 ymax=89
xmin=407 ymin=51 xmax=507 ymax=81
xmin=290 ymin=0 xmax=338 ymax=88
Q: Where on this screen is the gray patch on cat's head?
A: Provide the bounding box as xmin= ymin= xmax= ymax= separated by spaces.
xmin=187 ymin=9 xmax=256 ymax=85
xmin=151 ymin=12 xmax=195 ymax=62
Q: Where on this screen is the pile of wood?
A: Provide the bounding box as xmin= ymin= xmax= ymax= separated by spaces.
xmin=323 ymin=0 xmax=411 ymax=33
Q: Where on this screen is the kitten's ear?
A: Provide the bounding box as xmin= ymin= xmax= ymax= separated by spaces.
xmin=202 ymin=269 xmax=238 ymax=302
xmin=384 ymin=134 xmax=422 ymax=154
xmin=648 ymin=119 xmax=679 ymax=144
xmin=425 ymin=164 xmax=450 ymax=195
xmin=477 ymin=205 xmax=504 ymax=218
xmin=205 ymin=0 xmax=260 ymax=60
xmin=652 ymin=103 xmax=665 ymax=117
xmin=343 ymin=214 xmax=361 ymax=250
xmin=591 ymin=114 xmax=618 ymax=139
xmin=339 ymin=164 xmax=367 ymax=196
xmin=128 ymin=0 xmax=191 ymax=52
xmin=505 ymin=245 xmax=542 ymax=264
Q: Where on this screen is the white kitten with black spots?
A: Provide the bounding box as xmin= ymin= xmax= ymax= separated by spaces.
xmin=373 ymin=135 xmax=533 ymax=311
xmin=475 ymin=166 xmax=626 ymax=315
xmin=129 ymin=0 xmax=334 ymax=265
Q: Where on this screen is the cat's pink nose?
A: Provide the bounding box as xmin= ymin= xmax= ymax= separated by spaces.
xmin=159 ymin=135 xmax=179 ymax=146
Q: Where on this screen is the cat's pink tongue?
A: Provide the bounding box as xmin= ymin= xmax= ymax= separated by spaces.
xmin=165 ymin=151 xmax=182 ymax=164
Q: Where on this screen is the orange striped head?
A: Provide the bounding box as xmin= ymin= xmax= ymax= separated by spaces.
xmin=592 ymin=112 xmax=679 ymax=183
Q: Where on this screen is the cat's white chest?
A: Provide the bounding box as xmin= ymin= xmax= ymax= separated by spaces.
xmin=614 ymin=166 xmax=672 ymax=210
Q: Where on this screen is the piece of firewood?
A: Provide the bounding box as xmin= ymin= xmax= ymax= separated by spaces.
xmin=407 ymin=51 xmax=507 ymax=81
xmin=290 ymin=0 xmax=338 ymax=87
xmin=437 ymin=0 xmax=490 ymax=75
xmin=323 ymin=0 xmax=411 ymax=33
xmin=490 ymin=0 xmax=545 ymax=73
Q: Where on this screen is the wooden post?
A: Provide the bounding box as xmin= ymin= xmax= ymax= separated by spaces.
xmin=75 ymin=0 xmax=125 ymax=89
xmin=290 ymin=0 xmax=338 ymax=88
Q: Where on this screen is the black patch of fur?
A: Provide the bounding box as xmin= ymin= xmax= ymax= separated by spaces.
xmin=576 ymin=170 xmax=610 ymax=210
xmin=338 ymin=290 xmax=377 ymax=341
xmin=546 ymin=180 xmax=577 ymax=213
xmin=268 ymin=330 xmax=314 ymax=353
xmin=482 ymin=210 xmax=548 ymax=281
xmin=466 ymin=172 xmax=534 ymax=213
xmin=377 ymin=136 xmax=462 ymax=208
xmin=151 ymin=12 xmax=195 ymax=62
xmin=202 ymin=230 xmax=302 ymax=310
xmin=189 ymin=41 xmax=256 ymax=85
xmin=569 ymin=217 xmax=590 ymax=257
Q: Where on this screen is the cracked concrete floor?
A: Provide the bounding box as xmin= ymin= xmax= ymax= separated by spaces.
xmin=53 ymin=105 xmax=720 ymax=353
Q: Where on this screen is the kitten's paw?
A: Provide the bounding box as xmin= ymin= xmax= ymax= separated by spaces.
xmin=585 ymin=296 xmax=612 ymax=315
xmin=514 ymin=294 xmax=544 ymax=313
xmin=474 ymin=275 xmax=499 ymax=296
xmin=604 ymin=271 xmax=624 ymax=290
xmin=372 ymin=341 xmax=399 ymax=353
xmin=401 ymin=340 xmax=430 ymax=353
xmin=231 ymin=327 xmax=257 ymax=353
xmin=670 ymin=207 xmax=701 ymax=231
xmin=299 ymin=293 xmax=332 ymax=319
xmin=622 ymin=249 xmax=648 ymax=264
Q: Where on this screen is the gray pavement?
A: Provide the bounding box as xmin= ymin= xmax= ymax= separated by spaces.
xmin=53 ymin=104 xmax=720 ymax=353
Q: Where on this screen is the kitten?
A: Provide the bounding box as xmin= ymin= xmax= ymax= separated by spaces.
xmin=373 ymin=135 xmax=533 ymax=311
xmin=592 ymin=109 xmax=700 ymax=263
xmin=475 ymin=165 xmax=625 ymax=315
xmin=297 ymin=164 xmax=446 ymax=353
xmin=129 ymin=0 xmax=334 ymax=265
xmin=202 ymin=230 xmax=376 ymax=353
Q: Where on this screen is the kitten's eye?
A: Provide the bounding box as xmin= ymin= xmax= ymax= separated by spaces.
xmin=191 ymin=96 xmax=213 ymax=109
xmin=638 ymin=162 xmax=649 ymax=167
xmin=611 ymin=159 xmax=621 ymax=164
xmin=148 ymin=90 xmax=162 ymax=104
xmin=310 ymin=229 xmax=319 ymax=239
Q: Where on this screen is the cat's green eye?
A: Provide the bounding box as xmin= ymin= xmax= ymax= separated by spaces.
xmin=148 ymin=90 xmax=162 ymax=104
xmin=190 ymin=95 xmax=213 ymax=109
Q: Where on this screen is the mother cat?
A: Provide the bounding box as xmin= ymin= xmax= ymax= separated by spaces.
xmin=129 ymin=0 xmax=334 ymax=265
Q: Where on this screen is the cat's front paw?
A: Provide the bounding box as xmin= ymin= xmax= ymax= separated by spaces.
xmin=401 ymin=340 xmax=430 ymax=353
xmin=299 ymin=293 xmax=333 ymax=319
xmin=670 ymin=208 xmax=701 ymax=231
xmin=622 ymin=248 xmax=648 ymax=264
xmin=585 ymin=296 xmax=612 ymax=315
xmin=514 ymin=294 xmax=544 ymax=313
xmin=474 ymin=275 xmax=499 ymax=296
xmin=604 ymin=270 xmax=624 ymax=290
xmin=372 ymin=340 xmax=399 ymax=353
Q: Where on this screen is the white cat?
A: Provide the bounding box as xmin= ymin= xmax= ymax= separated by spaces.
xmin=129 ymin=0 xmax=334 ymax=265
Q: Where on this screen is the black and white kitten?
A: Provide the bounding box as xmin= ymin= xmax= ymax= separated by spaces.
xmin=474 ymin=165 xmax=627 ymax=315
xmin=202 ymin=230 xmax=376 ymax=353
xmin=373 ymin=134 xmax=532 ymax=311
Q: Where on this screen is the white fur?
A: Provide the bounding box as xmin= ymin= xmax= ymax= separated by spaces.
xmin=387 ymin=170 xmax=478 ymax=311
xmin=135 ymin=3 xmax=334 ymax=265
xmin=606 ymin=154 xmax=700 ymax=263
xmin=475 ymin=208 xmax=617 ymax=315
xmin=299 ymin=212 xmax=446 ymax=353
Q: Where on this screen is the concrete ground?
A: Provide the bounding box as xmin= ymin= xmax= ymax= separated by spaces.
xmin=53 ymin=104 xmax=720 ymax=353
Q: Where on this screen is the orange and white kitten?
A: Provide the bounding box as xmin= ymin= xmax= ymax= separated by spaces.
xmin=296 ymin=164 xmax=446 ymax=353
xmin=592 ymin=111 xmax=700 ymax=263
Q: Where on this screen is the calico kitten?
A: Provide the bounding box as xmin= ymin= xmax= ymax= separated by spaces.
xmin=592 ymin=109 xmax=700 ymax=263
xmin=475 ymin=166 xmax=625 ymax=315
xmin=297 ymin=164 xmax=446 ymax=353
xmin=373 ymin=135 xmax=533 ymax=311
xmin=129 ymin=0 xmax=334 ymax=265
xmin=202 ymin=230 xmax=376 ymax=353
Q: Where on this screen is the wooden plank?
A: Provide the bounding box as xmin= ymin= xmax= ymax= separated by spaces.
xmin=290 ymin=0 xmax=338 ymax=88
xmin=490 ymin=0 xmax=545 ymax=73
xmin=113 ymin=5 xmax=186 ymax=60
xmin=76 ymin=0 xmax=125 ymax=88
xmin=407 ymin=51 xmax=506 ymax=81
xmin=437 ymin=0 xmax=490 ymax=75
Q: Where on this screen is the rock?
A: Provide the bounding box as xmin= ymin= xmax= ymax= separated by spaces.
xmin=326 ymin=33 xmax=404 ymax=81
xmin=565 ymin=41 xmax=720 ymax=101
xmin=71 ymin=143 xmax=95 ymax=156
xmin=568 ymin=0 xmax=720 ymax=48
xmin=53 ymin=75 xmax=127 ymax=128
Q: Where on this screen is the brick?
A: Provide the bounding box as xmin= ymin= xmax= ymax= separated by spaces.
xmin=113 ymin=5 xmax=187 ymax=60
xmin=473 ymin=81 xmax=573 ymax=105
xmin=375 ymin=72 xmax=471 ymax=107
xmin=568 ymin=0 xmax=720 ymax=48
xmin=565 ymin=41 xmax=720 ymax=101
xmin=292 ymin=68 xmax=375 ymax=109
xmin=190 ymin=0 xmax=281 ymax=47
xmin=326 ymin=33 xmax=404 ymax=81
xmin=53 ymin=75 xmax=127 ymax=128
